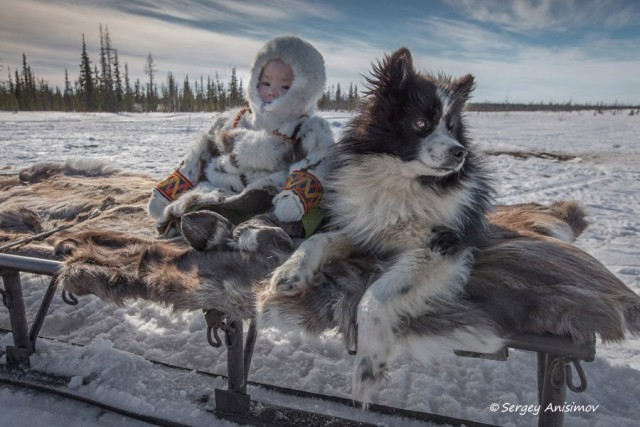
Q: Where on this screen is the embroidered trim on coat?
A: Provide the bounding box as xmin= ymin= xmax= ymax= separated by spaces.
xmin=155 ymin=170 xmax=195 ymax=202
xmin=232 ymin=107 xmax=251 ymax=128
xmin=283 ymin=170 xmax=324 ymax=212
xmin=272 ymin=129 xmax=300 ymax=144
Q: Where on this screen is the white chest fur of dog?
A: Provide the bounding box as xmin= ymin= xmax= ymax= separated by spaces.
xmin=329 ymin=154 xmax=475 ymax=254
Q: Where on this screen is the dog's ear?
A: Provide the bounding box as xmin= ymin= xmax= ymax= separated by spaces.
xmin=451 ymin=74 xmax=475 ymax=103
xmin=368 ymin=47 xmax=415 ymax=94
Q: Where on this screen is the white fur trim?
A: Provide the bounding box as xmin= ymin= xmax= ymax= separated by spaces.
xmin=247 ymin=36 xmax=326 ymax=128
xmin=273 ymin=190 xmax=305 ymax=222
xmin=147 ymin=188 xmax=170 ymax=219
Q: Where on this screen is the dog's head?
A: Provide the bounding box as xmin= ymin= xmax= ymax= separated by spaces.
xmin=347 ymin=48 xmax=475 ymax=178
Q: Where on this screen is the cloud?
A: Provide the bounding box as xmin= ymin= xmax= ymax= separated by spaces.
xmin=315 ymin=38 xmax=386 ymax=88
xmin=444 ymin=0 xmax=640 ymax=33
xmin=407 ymin=17 xmax=515 ymax=58
xmin=210 ymin=0 xmax=343 ymax=21
xmin=392 ymin=14 xmax=640 ymax=104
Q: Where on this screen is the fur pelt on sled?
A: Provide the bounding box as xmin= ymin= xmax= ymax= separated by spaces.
xmin=1 ymin=160 xmax=639 ymax=350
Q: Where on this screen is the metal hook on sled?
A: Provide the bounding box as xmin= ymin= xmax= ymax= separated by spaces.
xmin=565 ymin=359 xmax=588 ymax=393
xmin=203 ymin=309 xmax=240 ymax=349
xmin=61 ymin=289 xmax=78 ymax=305
xmin=204 ymin=309 xmax=225 ymax=348
xmin=548 ymin=356 xmax=588 ymax=393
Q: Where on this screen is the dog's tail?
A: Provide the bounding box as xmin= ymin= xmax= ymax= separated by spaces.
xmin=490 ymin=200 xmax=588 ymax=243
xmin=547 ymin=200 xmax=588 ymax=239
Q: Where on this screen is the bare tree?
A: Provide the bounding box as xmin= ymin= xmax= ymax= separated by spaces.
xmin=144 ymin=53 xmax=157 ymax=111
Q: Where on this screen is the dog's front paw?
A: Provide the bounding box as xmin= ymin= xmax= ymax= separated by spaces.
xmin=269 ymin=254 xmax=315 ymax=294
xmin=352 ymin=354 xmax=389 ymax=407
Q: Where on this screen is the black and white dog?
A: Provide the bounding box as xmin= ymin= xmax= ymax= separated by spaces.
xmin=269 ymin=48 xmax=497 ymax=402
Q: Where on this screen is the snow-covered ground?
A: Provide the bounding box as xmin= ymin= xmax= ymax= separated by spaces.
xmin=1 ymin=110 xmax=639 ymax=426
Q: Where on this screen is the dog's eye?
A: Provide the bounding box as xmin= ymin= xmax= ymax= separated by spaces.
xmin=414 ymin=119 xmax=429 ymax=131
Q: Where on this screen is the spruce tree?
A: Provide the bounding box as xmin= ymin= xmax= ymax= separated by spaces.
xmin=2 ymin=68 xmax=19 ymax=110
xmin=228 ymin=67 xmax=240 ymax=107
xmin=215 ymin=73 xmax=226 ymax=110
xmin=134 ymin=78 xmax=142 ymax=111
xmin=79 ymin=34 xmax=95 ymax=111
xmin=98 ymin=24 xmax=107 ymax=109
xmin=21 ymin=54 xmax=36 ymax=110
xmin=123 ymin=62 xmax=133 ymax=112
xmin=166 ymin=72 xmax=177 ymax=112
xmin=14 ymin=69 xmax=22 ymax=110
xmin=318 ymin=86 xmax=331 ymax=111
xmin=99 ymin=24 xmax=119 ymax=111
xmin=197 ymin=75 xmax=205 ymax=111
xmin=207 ymin=76 xmax=217 ymax=112
xmin=112 ymin=49 xmax=122 ymax=108
xmin=182 ymin=75 xmax=194 ymax=112
xmin=347 ymin=83 xmax=354 ymax=111
xmin=64 ymin=69 xmax=73 ymax=111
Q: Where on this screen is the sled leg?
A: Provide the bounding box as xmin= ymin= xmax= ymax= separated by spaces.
xmin=1 ymin=271 xmax=34 ymax=367
xmin=28 ymin=276 xmax=59 ymax=352
xmin=538 ymin=352 xmax=567 ymax=427
xmin=244 ymin=317 xmax=258 ymax=384
xmin=215 ymin=317 xmax=251 ymax=416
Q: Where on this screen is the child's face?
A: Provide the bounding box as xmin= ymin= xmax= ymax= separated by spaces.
xmin=257 ymin=59 xmax=294 ymax=103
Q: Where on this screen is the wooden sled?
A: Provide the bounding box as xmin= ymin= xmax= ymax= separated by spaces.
xmin=2 ymin=163 xmax=639 ymax=426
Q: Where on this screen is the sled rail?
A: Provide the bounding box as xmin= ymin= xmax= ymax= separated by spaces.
xmin=0 ymin=253 xmax=61 ymax=276
xmin=1 ymin=253 xmax=595 ymax=427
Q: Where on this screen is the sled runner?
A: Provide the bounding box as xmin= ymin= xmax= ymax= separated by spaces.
xmin=2 ymin=164 xmax=640 ymax=426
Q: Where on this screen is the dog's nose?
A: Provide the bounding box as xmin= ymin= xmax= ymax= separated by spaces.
xmin=449 ymin=146 xmax=468 ymax=159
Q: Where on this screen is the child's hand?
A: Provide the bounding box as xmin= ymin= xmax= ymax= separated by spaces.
xmin=273 ymin=190 xmax=305 ymax=222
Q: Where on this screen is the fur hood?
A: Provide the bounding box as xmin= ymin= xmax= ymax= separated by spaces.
xmin=247 ymin=36 xmax=326 ymax=128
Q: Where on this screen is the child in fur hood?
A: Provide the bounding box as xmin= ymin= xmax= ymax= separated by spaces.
xmin=148 ymin=36 xmax=334 ymax=246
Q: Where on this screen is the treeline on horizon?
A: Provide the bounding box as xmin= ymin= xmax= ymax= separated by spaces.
xmin=0 ymin=25 xmax=638 ymax=114
xmin=0 ymin=25 xmax=361 ymax=113
xmin=468 ymin=102 xmax=639 ymax=113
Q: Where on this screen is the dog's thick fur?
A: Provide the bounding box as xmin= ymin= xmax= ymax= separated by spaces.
xmin=258 ymin=48 xmax=640 ymax=402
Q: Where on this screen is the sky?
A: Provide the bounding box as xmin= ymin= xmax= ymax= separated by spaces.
xmin=1 ymin=0 xmax=639 ymax=104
